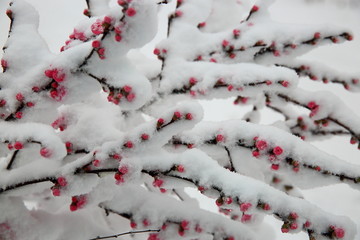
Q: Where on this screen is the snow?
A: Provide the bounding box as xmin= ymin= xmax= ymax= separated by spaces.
xmin=0 ymin=0 xmax=359 ymax=239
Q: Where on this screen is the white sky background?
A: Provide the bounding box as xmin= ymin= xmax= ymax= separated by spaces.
xmin=0 ymin=0 xmax=359 ymax=239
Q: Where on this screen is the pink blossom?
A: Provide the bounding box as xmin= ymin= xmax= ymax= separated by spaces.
xmin=91 ymin=19 xmax=104 ymax=35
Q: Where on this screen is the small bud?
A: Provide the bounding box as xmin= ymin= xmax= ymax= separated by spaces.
xmin=197 ymin=22 xmax=206 ymax=28
xmin=1 ymin=59 xmax=8 ymax=69
xmin=126 ymin=8 xmax=137 ymax=17
xmin=153 ymin=48 xmax=160 ymax=55
xmin=174 ymin=111 xmax=182 ymax=120
xmin=252 ymin=150 xmax=260 ymax=157
xmin=142 ymin=219 xmax=150 ymax=227
xmin=130 ymin=221 xmax=137 ymax=229
xmin=251 ymin=5 xmax=259 ymax=12
xmin=153 ymin=178 xmax=164 ymax=188
xmin=92 ymin=159 xmax=101 ymax=167
xmin=126 ymin=93 xmax=135 ymax=102
xmin=180 ymin=220 xmax=189 ymax=230
xmin=189 ymin=77 xmax=197 ymax=85
xmin=114 ymin=26 xmax=122 ymax=34
xmin=14 ymin=141 xmax=23 ymax=150
xmin=7 ymin=143 xmax=13 ymax=150
xmin=103 ymin=16 xmax=112 ymax=24
xmin=112 ymin=153 xmax=122 ymax=160
xmin=52 ymin=188 xmax=61 ymax=196
xmin=177 ymin=165 xmax=185 ymax=172
xmin=0 ymin=99 xmax=6 ymax=107
xmin=216 ymin=134 xmax=224 ymax=142
xmin=15 ymin=112 xmax=23 ymax=119
xmin=195 ymin=224 xmax=202 ymax=233
xmin=40 ymin=147 xmax=52 ymax=158
xmin=314 ymin=32 xmax=321 ymax=39
xmin=32 ymin=86 xmax=41 ymax=92
xmin=290 ymin=212 xmax=298 ymax=219
xmin=241 ymin=214 xmax=252 ymax=222
xmin=115 ymin=34 xmax=122 ymax=42
xmin=6 ymin=9 xmax=12 ymax=18
xmin=290 ymin=222 xmax=298 ymax=230
xmin=98 ymin=47 xmax=105 ymax=56
xmin=141 ymin=133 xmax=149 ymax=140
xmin=263 ymin=203 xmax=271 ymax=211
xmin=307 ymin=101 xmax=317 ymax=109
xmin=273 ymin=50 xmax=280 ymax=57
xmin=281 ymin=81 xmax=289 ymax=87
xmin=304 ymin=221 xmax=311 ymax=228
xmin=175 ymin=10 xmax=183 ymax=17
xmin=273 ymin=146 xmax=283 ymax=155
xmin=57 ymin=177 xmax=67 ymax=187
xmin=70 ymin=204 xmax=77 ymax=212
xmin=16 ymin=93 xmax=24 ymax=102
xmin=124 ymin=141 xmax=133 ymax=148
xmin=222 ymin=40 xmax=229 ymax=47
xmin=117 ymin=0 xmax=126 ymax=6
xmin=344 ymin=33 xmax=353 ymax=41
xmin=215 ymin=197 xmax=223 ymax=206
xmin=83 ymin=9 xmax=90 ymax=17
xmin=65 ymin=141 xmax=73 ymax=150
xmin=92 ymin=40 xmax=101 ymax=48
xmin=233 ymin=29 xmax=240 ymax=37
xmin=240 ymin=202 xmax=252 ymax=212
xmin=256 ymin=140 xmax=267 ymax=150
xmin=185 ymin=113 xmax=193 ymax=120
xmin=157 ymin=118 xmax=165 ymax=126
xmin=334 ymin=227 xmax=345 ymax=239
xmin=114 ymin=172 xmax=123 ymax=181
xmin=271 ymin=164 xmax=279 ymax=170
xmin=26 ymin=102 xmax=35 ymax=107
xmin=225 ymin=197 xmax=233 ymax=204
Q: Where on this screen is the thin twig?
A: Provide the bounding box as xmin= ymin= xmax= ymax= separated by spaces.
xmin=6 ymin=150 xmax=19 ymax=170
xmin=224 ymin=146 xmax=235 ymax=172
xmin=172 ymin=189 xmax=184 ymax=201
xmin=89 ymin=229 xmax=160 ymax=240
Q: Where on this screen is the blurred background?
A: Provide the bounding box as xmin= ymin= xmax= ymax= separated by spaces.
xmin=0 ymin=0 xmax=359 ymax=239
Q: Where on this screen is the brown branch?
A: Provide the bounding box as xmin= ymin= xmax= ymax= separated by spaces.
xmin=328 ymin=117 xmax=359 ymax=139
xmin=141 ymin=169 xmax=336 ymax=239
xmin=171 ymin=79 xmax=271 ymax=95
xmin=276 ymin=93 xmax=360 ymax=142
xmin=0 ymin=176 xmax=56 ymax=194
xmin=192 ymin=30 xmax=352 ymax=63
xmin=254 ymin=33 xmax=351 ymax=60
xmin=277 ymin=64 xmax=359 ymax=90
xmin=265 ymin=104 xmax=290 ymax=120
xmin=169 ymin=135 xmax=360 ymax=185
